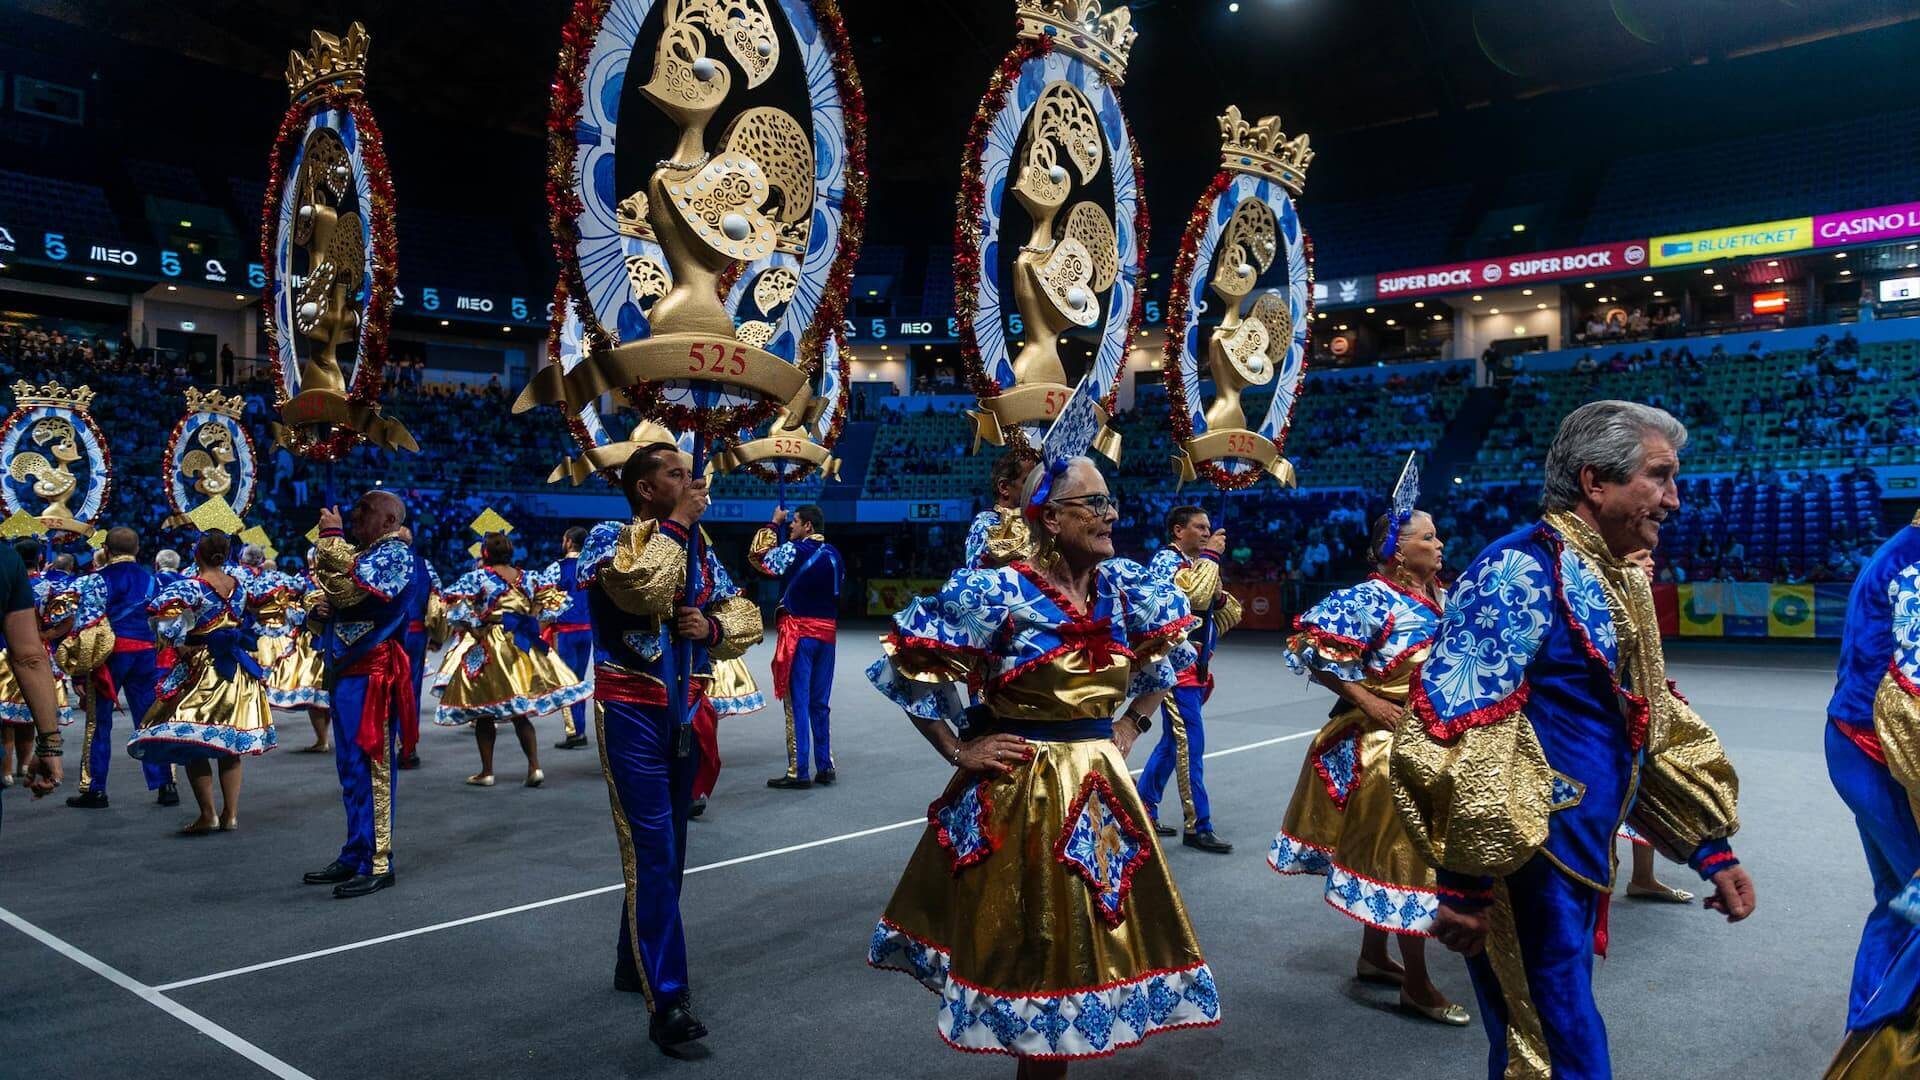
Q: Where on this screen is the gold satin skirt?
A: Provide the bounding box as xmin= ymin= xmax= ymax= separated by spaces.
xmin=267 ymin=629 xmax=330 ymax=709
xmin=0 ymin=649 xmax=75 ymax=726
xmin=1269 ymin=705 xmax=1442 ymax=935
xmin=709 ymin=656 xmax=765 ymax=716
xmin=433 ymin=624 xmax=590 ymax=724
xmin=128 ymin=649 xmax=276 ymax=763
xmin=1827 ymin=997 xmax=1920 ymax=1078
xmin=869 ymin=734 xmax=1220 ymax=1059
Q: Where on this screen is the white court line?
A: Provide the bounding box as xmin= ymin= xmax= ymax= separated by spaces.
xmin=0 ymin=905 xmax=316 ymax=1079
xmin=156 ymin=727 xmax=1316 ymax=992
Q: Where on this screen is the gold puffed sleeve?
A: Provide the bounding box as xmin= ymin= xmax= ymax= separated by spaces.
xmin=599 ymin=521 xmax=688 ymax=617
xmin=1627 ymin=692 xmax=1741 ymax=862
xmin=1877 ymin=674 xmax=1920 ymax=796
xmin=57 ymin=623 xmax=115 ymax=677
xmin=313 ymin=534 xmax=373 ymax=609
xmin=1172 ymin=557 xmax=1222 ymax=613
xmin=532 ymin=578 xmax=570 ymax=618
xmin=706 ymin=594 xmax=764 ymax=661
xmin=748 ymin=525 xmax=780 ymax=575
xmin=978 ymin=511 xmax=1031 ymax=569
xmin=1390 ymin=706 xmax=1554 ymax=879
xmin=1214 ymin=588 xmax=1243 ymax=636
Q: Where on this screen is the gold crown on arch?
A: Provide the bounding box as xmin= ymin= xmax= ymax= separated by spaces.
xmin=286 ymin=21 xmax=371 ymax=100
xmin=1015 ymin=0 xmax=1138 ymax=84
xmin=184 ymin=387 xmax=246 ymax=419
xmin=11 ymin=380 xmax=94 ymax=413
xmin=1219 ymin=106 xmax=1313 ymax=195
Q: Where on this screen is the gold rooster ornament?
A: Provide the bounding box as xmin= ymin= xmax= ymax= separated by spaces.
xmin=165 ymin=388 xmax=258 ymax=527
xmin=0 ymin=381 xmax=110 ymax=537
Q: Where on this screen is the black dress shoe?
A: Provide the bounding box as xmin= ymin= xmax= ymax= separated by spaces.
xmin=614 ymin=966 xmax=646 ymax=993
xmin=66 ymin=790 xmax=109 ymax=809
xmin=398 ymin=753 xmax=421 ymax=770
xmin=333 ymin=871 xmax=395 ymax=898
xmin=688 ymin=797 xmax=707 ymax=820
xmin=157 ymin=783 xmax=180 ymax=807
xmin=649 ymin=1003 xmax=709 ymax=1051
xmin=766 ymin=776 xmax=812 ymax=790
xmin=554 ymin=734 xmax=590 ymax=750
xmin=303 ymin=860 xmax=356 ymax=885
xmin=1183 ymin=830 xmax=1234 ymax=854
xmin=813 ymin=769 xmax=837 ymax=786
xmin=1153 ymin=822 xmax=1176 ymax=837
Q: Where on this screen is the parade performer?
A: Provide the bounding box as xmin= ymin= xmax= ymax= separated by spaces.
xmin=1268 ymin=498 xmax=1470 ymax=1026
xmin=1391 ymin=401 xmax=1755 ymax=1079
xmin=577 ymin=444 xmax=762 ymax=1048
xmin=1823 ymin=508 xmax=1920 ymax=1076
xmin=248 ymin=565 xmax=305 ymax=695
xmin=751 ymin=505 xmax=843 ymax=789
xmin=867 ymin=382 xmax=1221 ymax=1069
xmin=3 ymin=540 xmax=76 ymax=781
xmin=271 ymin=551 xmax=332 ymax=753
xmin=55 ymin=543 xmax=115 ymax=798
xmin=1139 ymin=505 xmax=1240 ymax=853
xmin=398 ymin=526 xmax=440 ymax=770
xmin=299 ymin=492 xmax=420 ymax=899
xmin=965 ymin=449 xmax=1038 ymax=570
xmin=433 ymin=532 xmax=588 ymax=788
xmin=127 ymin=531 xmax=274 ymax=834
xmin=71 ymin=527 xmax=177 ymax=807
xmin=538 ymin=526 xmax=595 ymax=751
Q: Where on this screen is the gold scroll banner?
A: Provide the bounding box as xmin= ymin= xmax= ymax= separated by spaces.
xmin=1173 ymin=428 xmax=1295 ymax=489
xmin=714 ymin=435 xmax=840 ymax=480
xmin=970 ymin=381 xmax=1120 ymax=462
xmin=513 ymin=333 xmax=805 ymax=417
xmin=277 ymin=388 xmax=418 ymax=453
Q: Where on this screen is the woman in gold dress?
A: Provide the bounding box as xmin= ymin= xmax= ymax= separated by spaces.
xmin=1267 ymin=510 xmax=1468 ymax=1025
xmin=433 ymin=533 xmax=590 ymax=787
xmin=866 ymin=457 xmax=1219 ymax=1074
xmin=268 ymin=550 xmax=332 ymax=753
xmin=128 ymin=531 xmax=276 ymax=834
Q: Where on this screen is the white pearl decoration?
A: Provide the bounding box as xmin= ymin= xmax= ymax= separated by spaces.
xmin=298 ymin=301 xmax=319 ymax=321
xmin=692 ymin=58 xmax=718 ymax=81
xmin=756 ymin=40 xmax=772 ymax=57
xmin=721 ymin=213 xmax=751 ymax=242
xmin=1047 ymin=165 xmax=1067 ymax=185
xmin=1066 ymin=286 xmax=1089 ymax=310
xmin=1236 ymin=263 xmax=1253 ymax=278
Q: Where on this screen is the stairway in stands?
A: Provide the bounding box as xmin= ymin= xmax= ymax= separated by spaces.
xmin=1422 ymin=386 xmax=1508 ymax=499
xmin=819 ymin=419 xmax=880 ymax=521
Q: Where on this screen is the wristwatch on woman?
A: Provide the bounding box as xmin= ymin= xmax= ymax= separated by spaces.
xmin=1121 ymin=709 xmax=1153 ymax=734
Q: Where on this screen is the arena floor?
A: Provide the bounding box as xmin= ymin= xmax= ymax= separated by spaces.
xmin=0 ymin=631 xmax=1860 ymax=1079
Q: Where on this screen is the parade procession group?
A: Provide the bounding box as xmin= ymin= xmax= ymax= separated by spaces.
xmin=2 ymin=4 xmax=1917 ymax=1080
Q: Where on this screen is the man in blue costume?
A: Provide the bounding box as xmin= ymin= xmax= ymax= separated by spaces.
xmin=542 ymin=526 xmax=596 ymax=751
xmin=1140 ymin=505 xmax=1240 ymax=853
xmin=396 ymin=525 xmax=440 ymax=770
xmin=578 ymin=444 xmax=761 ymax=1051
xmin=751 ymin=504 xmax=843 ymax=789
xmin=1392 ymin=401 xmax=1756 ymax=1080
xmin=301 ymin=490 xmax=420 ymax=900
xmin=1824 ymin=508 xmax=1920 ymax=1076
xmin=69 ymin=527 xmax=176 ymax=808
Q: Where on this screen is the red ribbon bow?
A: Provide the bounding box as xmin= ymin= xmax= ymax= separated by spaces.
xmin=1059 ymin=616 xmax=1119 ymax=670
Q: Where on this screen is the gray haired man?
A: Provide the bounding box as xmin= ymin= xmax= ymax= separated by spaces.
xmin=1391 ymin=400 xmax=1755 ymax=1078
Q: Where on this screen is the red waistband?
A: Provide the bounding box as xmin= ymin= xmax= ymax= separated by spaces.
xmin=338 ymin=639 xmax=407 ymax=679
xmin=1833 ymin=717 xmax=1886 ymax=766
xmin=594 ymin=665 xmax=705 ymax=706
xmin=406 ymin=621 xmax=426 ymax=633
xmin=778 ymin=614 xmax=837 ymax=641
xmin=112 ymin=637 xmax=156 ymax=653
xmin=551 ymin=623 xmax=591 ymax=635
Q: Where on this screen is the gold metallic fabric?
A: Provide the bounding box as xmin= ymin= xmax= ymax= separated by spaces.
xmin=594 ymin=702 xmax=655 ymax=1012
xmin=313 ymin=533 xmax=380 ymax=609
xmin=880 ymin=737 xmax=1205 ymax=996
xmin=1172 ymin=559 xmax=1222 ymax=613
xmin=436 ymin=619 xmax=583 ymax=720
xmin=371 ymin=718 xmax=393 ymax=875
xmin=1875 ymin=672 xmax=1920 ymax=799
xmin=1484 ymin=879 xmax=1552 ymax=1079
xmin=142 ymin=620 xmax=275 ymax=741
xmin=1391 ymin=700 xmax=1553 ymax=880
xmin=76 ymin=685 xmax=100 ymax=791
xmin=269 ymin=630 xmax=328 ymax=700
xmin=56 ymin=622 xmax=114 ymax=677
xmin=748 ymin=525 xmax=779 ymax=565
xmin=707 ymin=594 xmax=763 ymax=660
xmin=1826 ymin=997 xmax=1920 ymax=1079
xmin=978 ymin=508 xmax=1033 ymax=569
xmin=1214 ymin=589 xmax=1243 ymax=636
xmin=600 ymin=521 xmax=692 ymax=617
xmin=1165 ymin=692 xmax=1197 ymax=830
xmin=987 ymin=651 xmax=1132 ymax=724
xmin=708 ymin=656 xmax=763 ymax=717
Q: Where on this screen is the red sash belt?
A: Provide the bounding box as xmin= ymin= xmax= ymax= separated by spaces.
xmin=540 ymin=622 xmax=590 ymax=648
xmin=595 ymin=665 xmax=722 ymax=797
xmin=112 ymin=637 xmax=156 ymax=653
xmin=406 ymin=620 xmax=427 ymax=634
xmin=1833 ymin=717 xmax=1886 ymax=766
xmin=773 ymin=615 xmax=837 ymax=701
xmin=338 ymin=640 xmax=415 ymax=755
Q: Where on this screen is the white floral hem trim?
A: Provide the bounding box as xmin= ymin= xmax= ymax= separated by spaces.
xmin=868 ymin=920 xmax=1220 ymax=1059
xmin=267 ymin=686 xmax=330 ymax=709
xmin=0 ymin=701 xmax=76 ymax=727
xmin=433 ymin=680 xmax=592 ymax=725
xmin=713 ymin=690 xmax=766 ymax=716
xmin=1267 ymin=831 xmax=1440 ymax=936
xmin=128 ymin=721 xmax=278 ymax=760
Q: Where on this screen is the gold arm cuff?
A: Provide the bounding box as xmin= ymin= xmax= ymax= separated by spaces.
xmin=707 ymin=595 xmax=765 ymax=661
xmin=1627 ymin=696 xmax=1741 ymax=861
xmin=1389 ymin=706 xmax=1553 ymax=879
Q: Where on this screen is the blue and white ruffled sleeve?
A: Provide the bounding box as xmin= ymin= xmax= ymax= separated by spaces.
xmin=1107 ymin=558 xmax=1198 ymax=698
xmin=866 ymin=567 xmax=1012 ymax=723
xmin=148 ymin=579 xmax=207 ymax=647
xmin=444 ymin=569 xmax=488 ymax=630
xmin=1286 ymin=583 xmax=1388 ymax=683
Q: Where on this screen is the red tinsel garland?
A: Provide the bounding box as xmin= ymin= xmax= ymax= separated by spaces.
xmin=546 ymin=0 xmax=616 ymax=359
xmin=545 ymin=277 xmax=610 ymax=485
xmin=258 ymin=87 xmax=400 ymax=462
xmin=1160 ymin=174 xmax=1315 ymax=491
xmin=954 ymin=38 xmax=1054 ymax=421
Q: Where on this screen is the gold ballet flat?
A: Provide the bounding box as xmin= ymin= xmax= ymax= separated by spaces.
xmin=1399 ymin=993 xmax=1472 ymax=1027
xmin=1626 ymin=883 xmax=1695 ymax=904
xmin=465 ymin=774 xmax=495 ymax=787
